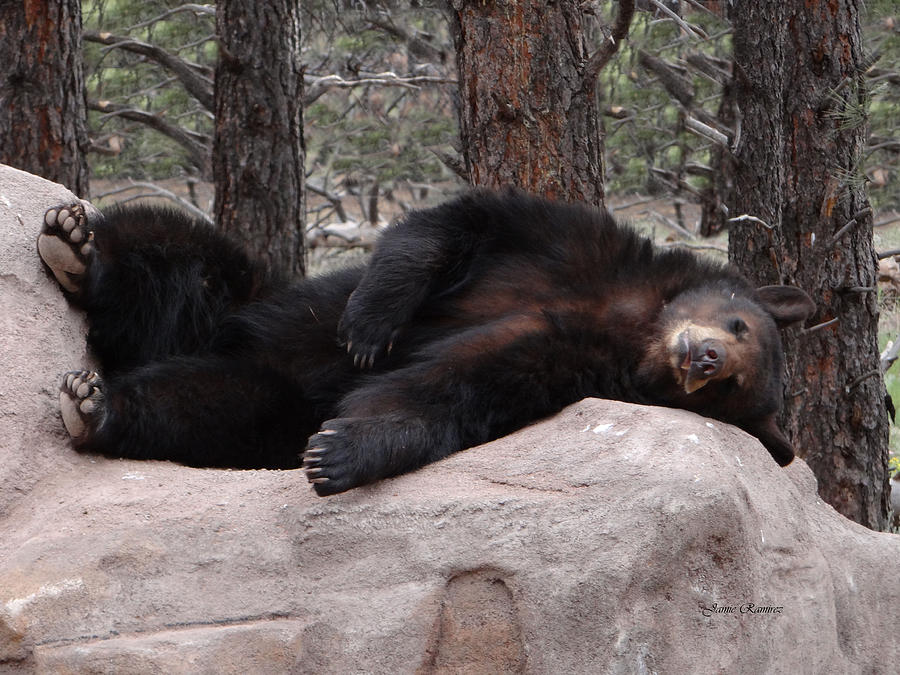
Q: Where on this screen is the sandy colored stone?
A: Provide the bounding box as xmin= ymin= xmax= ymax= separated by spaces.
xmin=1 ymin=165 xmax=900 ymax=673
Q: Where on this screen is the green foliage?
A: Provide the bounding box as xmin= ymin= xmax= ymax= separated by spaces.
xmin=597 ymin=2 xmax=900 ymax=210
xmin=81 ymin=1 xmax=899 ymax=215
xmin=859 ymin=1 xmax=900 ymax=209
xmin=83 ymin=0 xmax=216 ymax=180
xmin=598 ymin=3 xmax=732 ymax=198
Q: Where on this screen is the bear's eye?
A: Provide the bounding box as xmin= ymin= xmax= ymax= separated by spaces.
xmin=728 ymin=317 xmax=749 ymax=336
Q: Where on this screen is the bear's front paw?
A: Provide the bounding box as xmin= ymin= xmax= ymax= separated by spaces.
xmin=59 ymin=369 xmax=105 ymax=443
xmin=303 ymin=419 xmax=369 ymax=496
xmin=337 ymin=292 xmax=403 ymax=369
xmin=38 ymin=204 xmax=95 ymax=295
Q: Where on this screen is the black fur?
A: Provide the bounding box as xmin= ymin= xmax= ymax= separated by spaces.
xmin=43 ymin=191 xmax=813 ymax=495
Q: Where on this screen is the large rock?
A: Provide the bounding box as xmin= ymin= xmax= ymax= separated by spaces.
xmin=0 ymin=165 xmax=91 ymax=518
xmin=2 ymin=164 xmax=900 ymax=673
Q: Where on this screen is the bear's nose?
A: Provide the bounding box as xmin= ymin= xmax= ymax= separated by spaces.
xmin=678 ymin=333 xmax=726 ymax=393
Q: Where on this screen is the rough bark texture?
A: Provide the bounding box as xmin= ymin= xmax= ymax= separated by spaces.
xmin=449 ymin=0 xmax=608 ymax=205
xmin=727 ymin=0 xmax=889 ymax=529
xmin=213 ymin=1 xmax=305 ymax=278
xmin=0 ymin=0 xmax=89 ymax=197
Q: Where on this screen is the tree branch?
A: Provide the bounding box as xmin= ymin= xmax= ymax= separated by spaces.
xmin=583 ymin=0 xmax=636 ymax=89
xmin=638 ymin=49 xmax=693 ymax=106
xmin=727 ymin=214 xmax=774 ymax=230
xmin=125 ymin=3 xmax=215 ymax=32
xmin=881 ymin=338 xmax=900 ymax=373
xmin=306 ymin=181 xmax=348 ymax=222
xmin=303 ymin=72 xmax=457 ymax=106
xmin=90 ymin=100 xmax=211 ymax=176
xmin=366 ymin=17 xmax=446 ymax=63
xmin=647 ymin=0 xmax=708 ymax=39
xmin=93 ymin=181 xmax=213 ymax=223
xmin=684 ymin=115 xmax=730 ymax=147
xmin=84 ymin=31 xmax=214 ymax=111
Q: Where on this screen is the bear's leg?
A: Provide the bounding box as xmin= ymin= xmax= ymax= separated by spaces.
xmin=59 ymin=356 xmax=315 ymax=469
xmin=304 ymin=413 xmax=454 ymax=495
xmin=338 ymin=196 xmax=496 ymax=366
xmin=305 ymin=314 xmax=564 ymax=495
xmin=40 ymin=202 xmax=272 ymax=373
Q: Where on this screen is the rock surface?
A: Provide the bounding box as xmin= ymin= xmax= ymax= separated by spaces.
xmin=2 ymin=164 xmax=900 ymax=673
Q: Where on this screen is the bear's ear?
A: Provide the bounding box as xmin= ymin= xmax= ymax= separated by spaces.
xmin=743 ymin=414 xmax=795 ymax=467
xmin=756 ymin=285 xmax=816 ymax=328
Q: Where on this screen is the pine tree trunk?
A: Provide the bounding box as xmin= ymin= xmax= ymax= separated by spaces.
xmin=449 ymin=0 xmax=608 ymax=205
xmin=727 ymin=0 xmax=889 ymax=528
xmin=213 ymin=0 xmax=305 ymax=278
xmin=0 ymin=0 xmax=89 ymax=197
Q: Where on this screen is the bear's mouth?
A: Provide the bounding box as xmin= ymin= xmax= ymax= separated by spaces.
xmin=672 ymin=330 xmax=727 ymax=393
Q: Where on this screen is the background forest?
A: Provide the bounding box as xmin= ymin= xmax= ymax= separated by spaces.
xmin=82 ymin=1 xmax=900 ymax=217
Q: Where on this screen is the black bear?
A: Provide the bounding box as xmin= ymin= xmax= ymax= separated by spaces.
xmin=38 ymin=190 xmax=815 ymax=496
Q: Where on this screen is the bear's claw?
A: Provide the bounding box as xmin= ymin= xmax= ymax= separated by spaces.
xmin=338 ymin=291 xmax=404 ymax=369
xmin=303 ymin=421 xmax=365 ymax=496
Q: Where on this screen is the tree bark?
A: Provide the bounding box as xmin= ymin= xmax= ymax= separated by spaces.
xmin=727 ymin=0 xmax=889 ymax=528
xmin=0 ymin=0 xmax=89 ymax=197
xmin=449 ymin=0 xmax=633 ymax=206
xmin=213 ymin=0 xmax=305 ymax=278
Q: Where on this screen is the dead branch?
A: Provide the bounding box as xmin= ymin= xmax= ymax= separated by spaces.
xmin=640 ymin=209 xmax=695 ymax=240
xmin=727 ymin=214 xmax=774 ymax=231
xmin=306 ymin=182 xmax=348 ymax=222
xmin=867 ymin=139 xmax=900 ymax=154
xmin=126 ymin=4 xmax=215 ymax=32
xmin=609 ymin=195 xmax=656 ymax=212
xmin=428 ymin=147 xmax=468 ymax=182
xmin=84 ymin=31 xmax=214 ymax=111
xmin=881 ymin=338 xmax=900 ymax=373
xmin=875 ymin=214 xmax=900 ymax=229
xmin=684 ymin=115 xmax=730 ymax=147
xmin=684 ymin=52 xmax=731 ymax=85
xmin=638 ymin=49 xmax=694 ymax=106
xmin=366 ymin=17 xmax=446 ymax=63
xmin=802 ymin=317 xmax=840 ymax=334
xmin=658 ymin=240 xmax=727 ymax=254
xmin=583 ymin=0 xmax=636 ymax=88
xmin=846 ymin=369 xmax=881 ymax=394
xmin=648 ymin=0 xmax=708 ymax=39
xmin=829 ymin=207 xmax=872 ymax=246
xmin=648 ymin=167 xmax=702 ymax=198
xmin=93 ymin=181 xmax=213 ymax=223
xmin=679 ymin=0 xmax=723 ymax=20
xmin=683 ymin=162 xmax=715 ymax=179
xmin=90 ymin=100 xmax=211 ymax=176
xmin=303 ymin=72 xmax=457 ymax=106
xmin=866 ymin=67 xmax=900 ymax=85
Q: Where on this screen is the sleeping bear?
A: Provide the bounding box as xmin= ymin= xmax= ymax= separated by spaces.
xmin=38 ymin=189 xmax=815 ymax=496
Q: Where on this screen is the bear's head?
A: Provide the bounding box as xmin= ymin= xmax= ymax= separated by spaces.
xmin=640 ymin=283 xmax=815 ymax=466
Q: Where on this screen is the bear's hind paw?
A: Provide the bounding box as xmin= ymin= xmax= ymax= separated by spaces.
xmin=38 ymin=204 xmax=95 ymax=295
xmin=59 ymin=369 xmax=105 ymax=443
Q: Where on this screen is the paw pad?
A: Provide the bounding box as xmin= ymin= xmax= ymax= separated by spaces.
xmin=59 ymin=370 xmax=104 ymax=441
xmin=38 ymin=203 xmax=95 ymax=294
